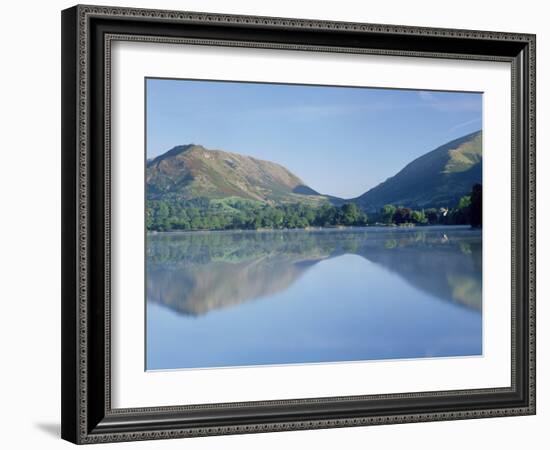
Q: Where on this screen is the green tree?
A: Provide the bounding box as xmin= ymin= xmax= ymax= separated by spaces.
xmin=156 ymin=201 xmax=170 ymax=221
xmin=425 ymin=208 xmax=439 ymax=224
xmin=146 ymin=206 xmax=154 ymax=229
xmin=470 ymin=183 xmax=482 ymax=228
xmin=393 ymin=207 xmax=412 ymax=224
xmin=381 ymin=204 xmax=396 ymax=224
xmin=341 ymin=203 xmax=361 ymax=225
xmin=458 ymin=195 xmax=472 ymax=210
xmin=190 ymin=216 xmax=203 ymax=230
xmin=411 ymin=210 xmax=426 ymax=224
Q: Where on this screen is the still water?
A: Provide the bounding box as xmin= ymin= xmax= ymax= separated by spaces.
xmin=146 ymin=226 xmax=482 ymax=370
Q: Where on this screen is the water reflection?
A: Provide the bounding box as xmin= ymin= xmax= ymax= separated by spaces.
xmin=147 ymin=226 xmax=482 ymax=316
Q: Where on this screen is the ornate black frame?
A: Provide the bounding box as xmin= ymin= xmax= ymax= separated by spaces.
xmin=61 ymin=4 xmax=536 ymax=444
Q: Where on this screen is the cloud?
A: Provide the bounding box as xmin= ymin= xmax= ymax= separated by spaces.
xmin=254 ymin=100 xmax=425 ymax=121
xmin=418 ymin=91 xmax=481 ymax=112
xmin=448 ymin=117 xmax=482 ymax=132
xmin=418 ymin=91 xmax=437 ymax=103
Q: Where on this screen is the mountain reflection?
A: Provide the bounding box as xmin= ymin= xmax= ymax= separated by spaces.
xmin=147 ymin=227 xmax=482 ymax=316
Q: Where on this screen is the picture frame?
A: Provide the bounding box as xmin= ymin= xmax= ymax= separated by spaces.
xmin=61 ymin=4 xmax=536 ymax=444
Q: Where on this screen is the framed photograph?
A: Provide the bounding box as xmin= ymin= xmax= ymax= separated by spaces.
xmin=61 ymin=4 xmax=536 ymax=444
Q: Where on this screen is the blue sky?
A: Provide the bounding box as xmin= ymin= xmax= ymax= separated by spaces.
xmin=146 ymin=78 xmax=482 ymax=199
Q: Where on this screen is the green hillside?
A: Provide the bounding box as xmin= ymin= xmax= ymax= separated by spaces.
xmin=146 ymin=144 xmax=329 ymax=206
xmin=355 ymin=131 xmax=482 ymax=212
xmin=146 ymin=132 xmax=482 ymax=231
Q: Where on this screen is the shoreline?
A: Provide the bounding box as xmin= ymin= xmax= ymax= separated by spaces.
xmin=147 ymin=224 xmax=477 ymax=235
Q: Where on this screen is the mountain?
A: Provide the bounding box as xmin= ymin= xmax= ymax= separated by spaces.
xmin=147 ymin=144 xmax=332 ymax=205
xmin=355 ymin=131 xmax=482 ymax=212
xmin=147 ymin=131 xmax=482 ymax=212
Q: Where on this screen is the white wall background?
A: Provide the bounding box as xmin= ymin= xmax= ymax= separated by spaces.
xmin=0 ymin=0 xmax=545 ymax=448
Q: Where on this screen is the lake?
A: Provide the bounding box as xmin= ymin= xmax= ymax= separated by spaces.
xmin=146 ymin=226 xmax=482 ymax=370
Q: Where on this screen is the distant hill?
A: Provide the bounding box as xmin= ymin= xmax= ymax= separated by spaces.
xmin=147 ymin=132 xmax=482 ymax=212
xmin=146 ymin=144 xmax=332 ymax=205
xmin=354 ymin=131 xmax=482 ymax=211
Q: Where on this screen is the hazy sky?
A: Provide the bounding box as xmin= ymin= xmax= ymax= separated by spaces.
xmin=146 ymin=78 xmax=482 ymax=199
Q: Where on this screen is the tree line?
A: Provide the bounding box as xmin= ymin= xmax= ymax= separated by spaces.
xmin=147 ymin=184 xmax=482 ymax=232
xmin=147 ymin=199 xmax=368 ymax=232
xmin=374 ymin=184 xmax=482 ymax=227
